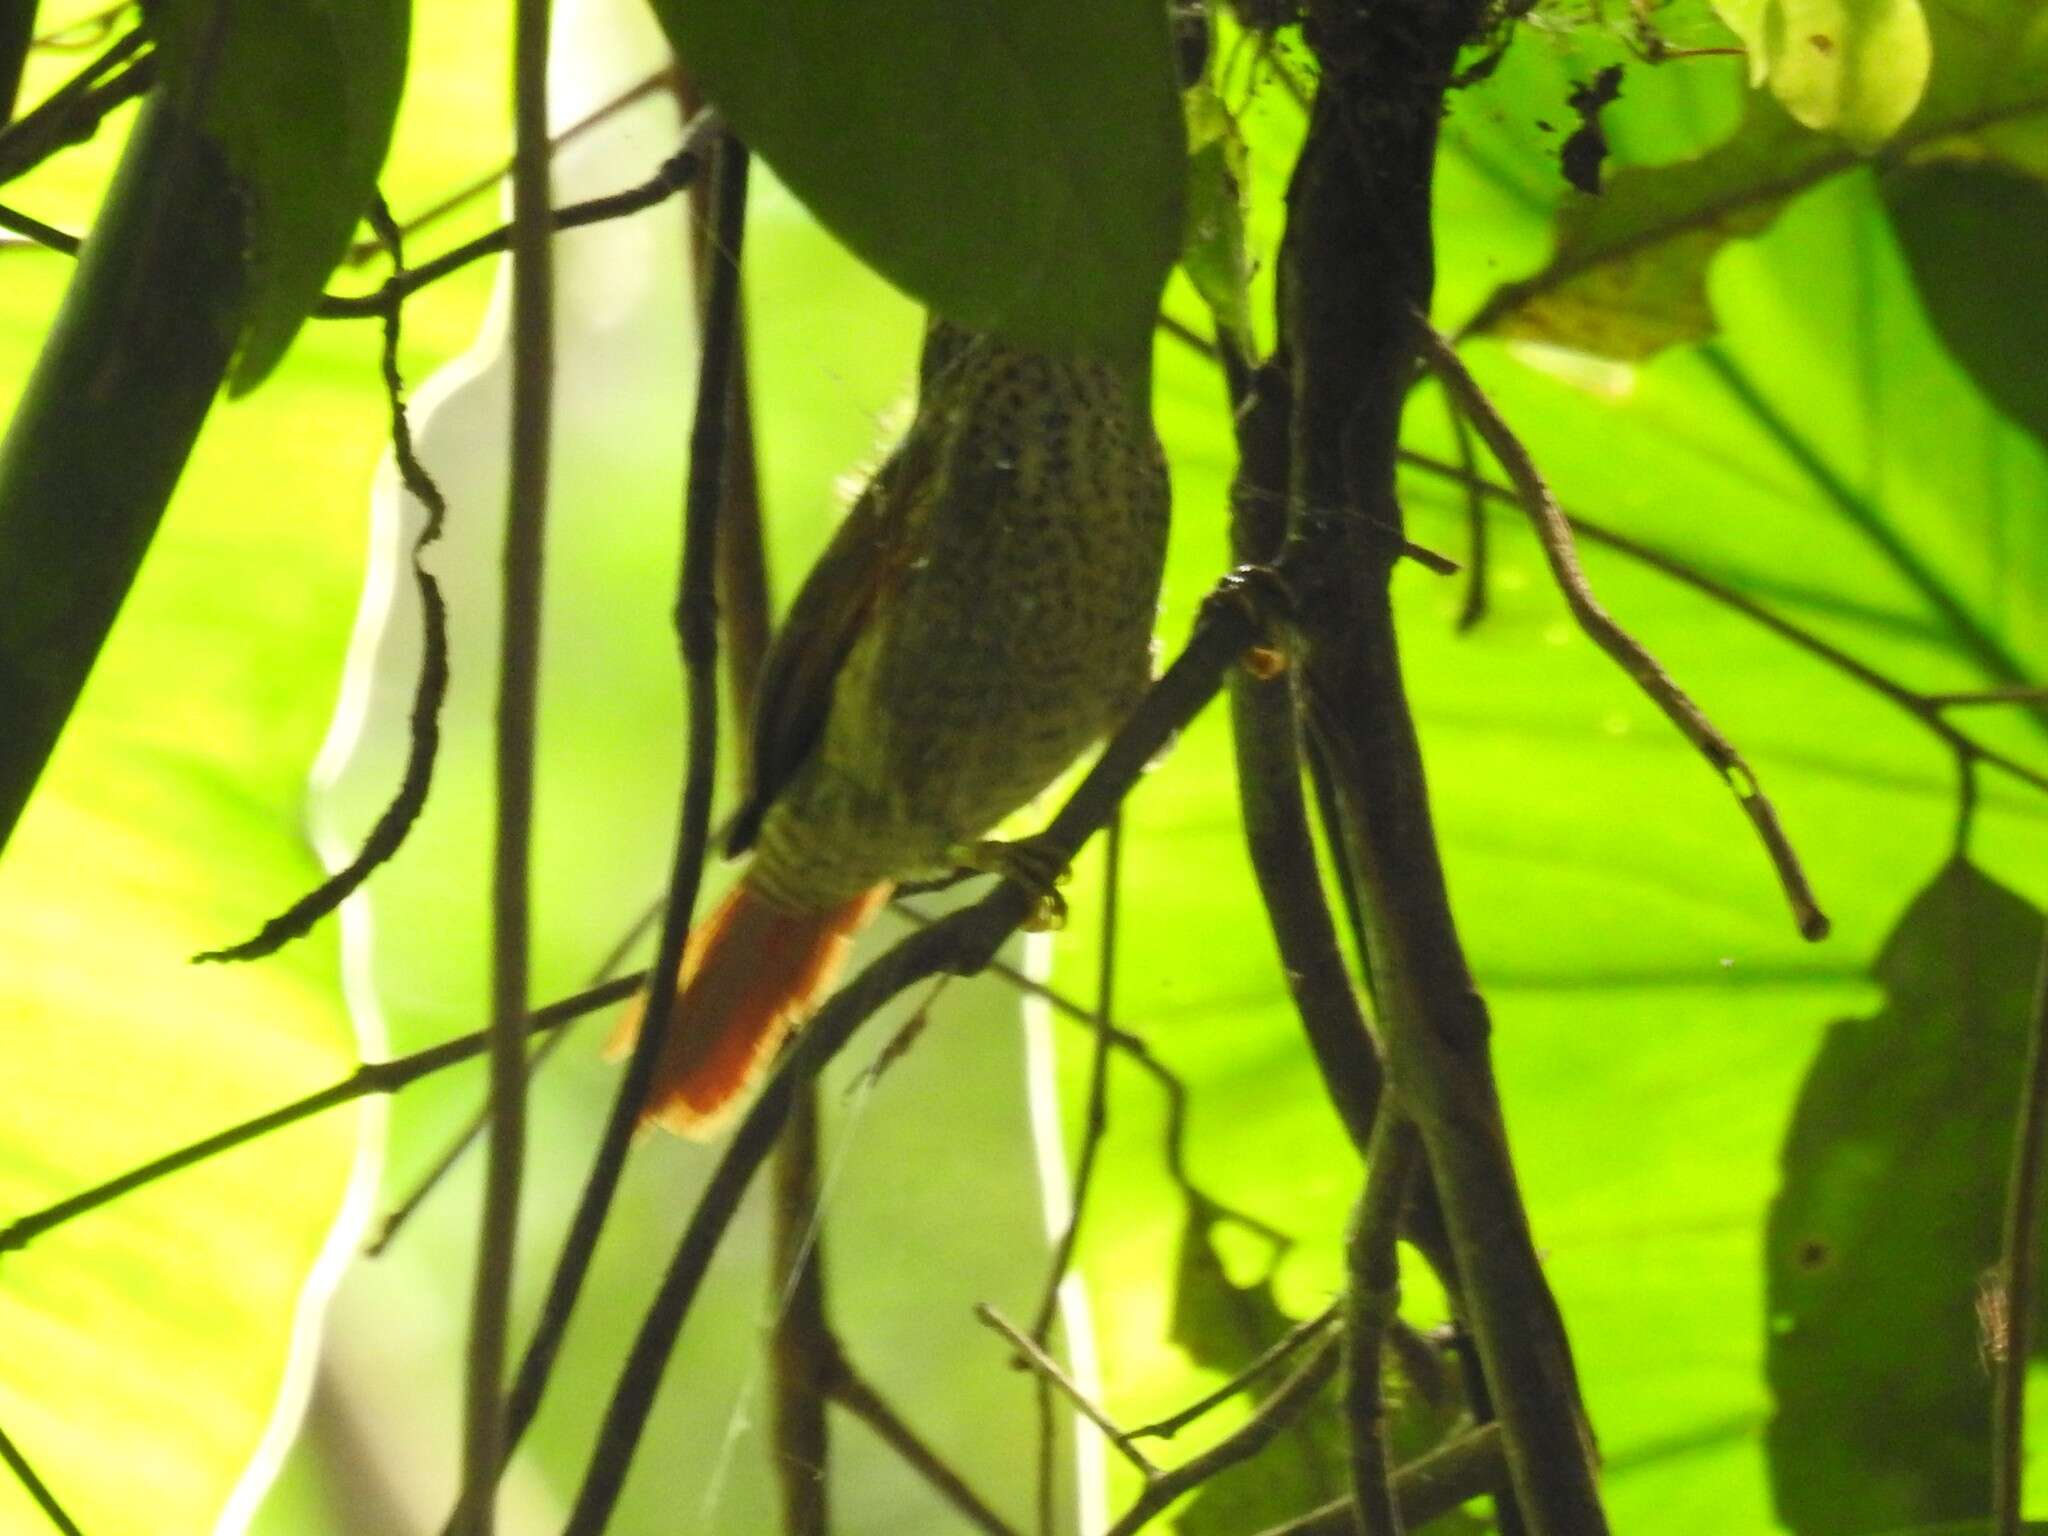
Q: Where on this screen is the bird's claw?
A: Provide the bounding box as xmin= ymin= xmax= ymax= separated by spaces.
xmin=954 ymin=836 xmax=1071 ymax=932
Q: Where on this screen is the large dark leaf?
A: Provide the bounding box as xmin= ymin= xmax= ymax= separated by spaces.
xmin=640 ymin=0 xmax=1185 ymax=368
xmin=1882 ymin=159 xmax=2048 ymax=450
xmin=1766 ymin=860 xmax=2046 ymax=1535
xmin=149 ymin=0 xmax=409 ymax=389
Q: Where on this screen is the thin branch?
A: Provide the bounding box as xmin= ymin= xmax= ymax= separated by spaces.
xmin=1100 ymin=1333 xmax=1342 ymax=1536
xmin=459 ymin=0 xmax=554 ymax=1524
xmin=556 ymin=553 xmax=1284 ymax=1536
xmin=978 ymin=1303 xmax=1157 ymax=1477
xmin=821 ymin=1346 xmax=1023 ymax=1536
xmin=1344 ymin=1116 xmax=1423 ymax=1536
xmin=316 ymin=116 xmax=718 ymax=319
xmin=1449 ymin=398 xmax=1487 ymax=632
xmin=1028 ymin=812 xmax=1123 ymax=1341
xmin=0 ymin=1419 xmax=83 ymax=1536
xmin=364 ymin=899 xmax=664 ymax=1257
xmin=770 ymin=1067 xmax=832 ymax=1536
xmin=1130 ymin=1303 xmax=1340 ymax=1441
xmin=0 ymin=26 xmax=149 ymax=184
xmin=1934 ymin=686 xmax=2048 ymax=709
xmin=0 ymin=976 xmax=640 ymax=1259
xmin=1397 ymin=448 xmax=2048 ymax=801
xmin=441 ymin=136 xmax=753 ymax=1536
xmin=0 ymin=199 xmax=76 ymax=252
xmin=1251 ymin=1423 xmax=1509 ymax=1536
xmin=1992 ymin=920 xmax=2048 ymax=1535
xmin=1415 ymin=321 xmax=1828 ymax=942
xmin=1437 ymin=1320 xmax=1526 ymax=1536
xmin=324 ymin=133 xmax=713 ymax=316
xmin=341 ymin=65 xmax=679 ymax=265
xmin=2 ymin=121 xmax=718 ymax=303
xmin=195 ymin=196 xmax=452 ymax=963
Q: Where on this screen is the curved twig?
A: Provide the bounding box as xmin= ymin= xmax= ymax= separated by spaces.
xmin=195 ymin=197 xmax=452 ymax=964
xmin=1415 ymin=321 xmax=1830 ymax=941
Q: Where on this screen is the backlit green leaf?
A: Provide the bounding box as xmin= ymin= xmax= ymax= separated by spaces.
xmin=1713 ymin=0 xmax=1930 ymax=148
xmin=1467 ymin=0 xmax=2048 ymax=357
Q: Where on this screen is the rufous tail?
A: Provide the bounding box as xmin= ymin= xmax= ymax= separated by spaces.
xmin=609 ymin=879 xmax=891 ymax=1137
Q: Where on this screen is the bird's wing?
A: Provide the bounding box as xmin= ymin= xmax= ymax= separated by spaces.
xmin=725 ymin=431 xmax=935 ymax=855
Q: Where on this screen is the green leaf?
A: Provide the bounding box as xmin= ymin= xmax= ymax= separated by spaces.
xmin=1713 ymin=0 xmax=1930 ymax=148
xmin=1180 ymin=85 xmax=1255 ymax=349
xmin=0 ymin=97 xmax=246 ymax=852
xmin=0 ymin=206 xmax=363 ymax=1536
xmin=641 ymin=0 xmax=1185 ymax=368
xmin=1466 ymin=0 xmax=2048 ymax=357
xmin=149 ymin=0 xmax=409 ymax=390
xmin=1764 ymin=861 xmax=2045 ymax=1535
xmin=1882 ymin=159 xmax=2048 ymax=449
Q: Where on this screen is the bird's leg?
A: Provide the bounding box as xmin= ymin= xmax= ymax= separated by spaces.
xmin=951 ymin=834 xmax=1072 ymax=932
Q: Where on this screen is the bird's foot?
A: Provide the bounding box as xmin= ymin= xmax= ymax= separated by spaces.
xmin=1206 ymin=563 xmax=1298 ymax=679
xmin=953 ymin=835 xmax=1071 ymax=932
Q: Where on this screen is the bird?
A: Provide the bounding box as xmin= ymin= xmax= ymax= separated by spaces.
xmin=613 ymin=317 xmax=1172 ymax=1135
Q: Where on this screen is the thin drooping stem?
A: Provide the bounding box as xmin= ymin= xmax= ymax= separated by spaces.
xmin=556 ymin=552 xmax=1285 ymax=1535
xmin=0 ymin=1419 xmax=83 ymax=1536
xmin=1416 ymin=323 xmax=1828 ymax=942
xmin=1130 ymin=1304 xmax=1339 ymax=1442
xmin=1251 ymin=1424 xmax=1508 ymax=1536
xmin=1449 ymin=401 xmax=1487 ymax=632
xmin=1992 ymin=922 xmax=2048 ymax=1535
xmin=1100 ymin=1335 xmax=1342 ymax=1536
xmin=1343 ymin=1116 xmax=1422 ymax=1536
xmin=822 ymin=1348 xmax=1024 ymax=1536
xmin=479 ymin=132 xmax=749 ymax=1502
xmin=459 ymin=0 xmax=554 ymax=1523
xmin=0 ymin=975 xmax=641 ymax=1257
xmin=195 ymin=196 xmax=452 ymax=964
xmin=978 ymin=1303 xmax=1157 ymax=1477
xmin=1029 ymin=811 xmax=1123 ymax=1341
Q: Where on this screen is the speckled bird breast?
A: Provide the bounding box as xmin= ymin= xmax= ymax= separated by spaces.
xmin=749 ymin=336 xmax=1169 ymax=909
